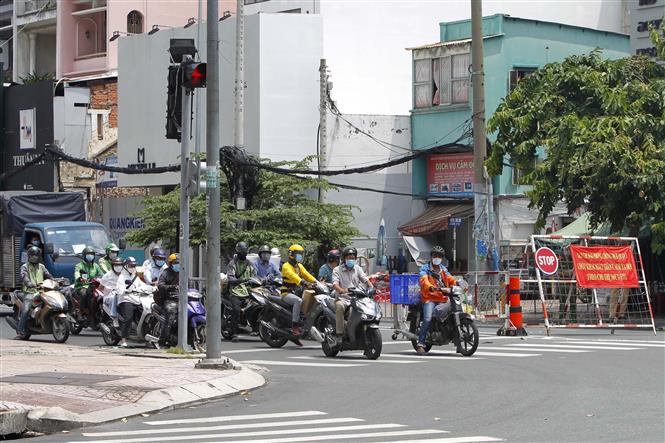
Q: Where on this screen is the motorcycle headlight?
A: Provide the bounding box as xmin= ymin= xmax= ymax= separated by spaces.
xmin=361 ymin=314 xmax=368 ymax=320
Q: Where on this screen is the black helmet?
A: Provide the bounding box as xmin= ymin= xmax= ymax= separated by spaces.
xmin=341 ymin=246 xmax=357 ymax=259
xmin=27 ymin=246 xmax=41 ymax=264
xmin=431 ymin=245 xmax=445 ymax=258
xmin=258 ymin=245 xmax=271 ymax=255
xmin=111 ymin=257 xmax=124 ymax=266
xmin=327 ymin=249 xmax=341 ymax=262
xmin=82 ymin=246 xmax=96 ymax=263
xmin=235 ymin=241 xmax=249 ymax=255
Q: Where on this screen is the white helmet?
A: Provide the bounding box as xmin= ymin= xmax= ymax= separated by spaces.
xmin=270 ymin=247 xmax=280 ymax=256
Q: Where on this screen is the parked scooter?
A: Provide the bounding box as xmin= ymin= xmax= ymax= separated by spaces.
xmin=221 ymin=278 xmax=267 ymax=340
xmin=405 ymin=280 xmax=479 ymax=356
xmin=68 ymin=277 xmax=104 ymax=334
xmin=152 ymin=289 xmax=207 ymax=351
xmin=6 ymin=278 xmax=71 ymax=343
xmin=99 ymin=287 xmax=157 ymax=346
xmin=319 ymin=286 xmax=383 ymax=360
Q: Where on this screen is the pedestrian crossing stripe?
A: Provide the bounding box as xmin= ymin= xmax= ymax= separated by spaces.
xmin=242 ymin=360 xmax=368 ymax=367
xmin=144 ymin=410 xmax=327 ymax=426
xmin=478 ymin=346 xmax=589 ymax=353
xmin=508 ymin=343 xmax=641 ymax=351
xmin=291 ymin=356 xmax=423 ymax=364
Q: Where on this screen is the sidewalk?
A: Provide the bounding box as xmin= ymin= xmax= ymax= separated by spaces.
xmin=0 ymin=339 xmax=265 ymax=436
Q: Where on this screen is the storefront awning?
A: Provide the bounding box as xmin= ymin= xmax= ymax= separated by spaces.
xmin=398 ymin=203 xmax=473 ymax=236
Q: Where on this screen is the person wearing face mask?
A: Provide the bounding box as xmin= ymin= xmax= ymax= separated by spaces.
xmin=98 ymin=243 xmax=120 ymax=274
xmin=416 ymin=245 xmax=458 ymax=354
xmin=99 ymin=257 xmax=125 ymax=328
xmin=25 ymin=234 xmax=42 ymax=250
xmin=255 ymin=245 xmax=281 ymax=283
xmin=116 ymin=257 xmax=154 ymax=347
xmin=74 ymin=246 xmax=104 ymax=317
xmin=157 ymin=253 xmax=180 ymax=346
xmin=318 ymin=249 xmax=340 ymax=284
xmin=15 ymin=246 xmax=53 ymax=338
xmin=280 ymin=244 xmax=316 ymax=341
xmin=144 ymin=248 xmax=167 ymax=286
xmin=331 ymin=246 xmax=374 ymax=344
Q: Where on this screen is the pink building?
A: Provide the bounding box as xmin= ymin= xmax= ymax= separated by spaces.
xmin=57 ymin=0 xmax=234 ymax=80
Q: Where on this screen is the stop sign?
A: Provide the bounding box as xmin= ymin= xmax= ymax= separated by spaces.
xmin=535 ymin=247 xmax=559 ymax=275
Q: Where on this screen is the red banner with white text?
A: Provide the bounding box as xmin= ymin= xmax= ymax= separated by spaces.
xmin=569 ymin=245 xmax=639 ymax=288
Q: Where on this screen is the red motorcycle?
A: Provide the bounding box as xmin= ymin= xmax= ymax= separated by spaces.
xmin=68 ymin=278 xmax=105 ymax=335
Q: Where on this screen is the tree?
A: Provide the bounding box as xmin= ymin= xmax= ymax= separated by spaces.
xmin=487 ymin=51 xmax=665 ymax=252
xmin=125 ymin=158 xmax=363 ymax=263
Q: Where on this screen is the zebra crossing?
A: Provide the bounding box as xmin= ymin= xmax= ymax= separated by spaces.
xmin=68 ymin=410 xmax=504 ymax=443
xmin=235 ymin=333 xmax=664 ymax=369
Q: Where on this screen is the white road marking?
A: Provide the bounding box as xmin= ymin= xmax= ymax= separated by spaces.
xmin=291 ymin=356 xmax=422 ymax=364
xmin=219 ymin=348 xmax=284 ymax=354
xmin=375 ymin=437 xmax=504 ymax=443
xmin=144 ymin=410 xmax=326 ymax=426
xmin=480 ymin=346 xmax=589 ymax=353
xmin=508 ymin=343 xmax=641 ymax=351
xmin=241 ymin=360 xmax=368 ymax=367
xmin=378 ymin=353 xmax=481 ymax=361
xmin=196 ymin=429 xmax=447 ymax=443
xmin=470 ymin=351 xmax=541 ymax=358
xmin=547 ymin=340 xmax=664 ymax=348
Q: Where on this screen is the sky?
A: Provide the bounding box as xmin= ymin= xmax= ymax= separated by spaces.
xmin=321 ymin=0 xmax=626 ymax=115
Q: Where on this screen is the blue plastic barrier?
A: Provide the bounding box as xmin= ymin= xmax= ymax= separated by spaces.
xmin=389 ymin=274 xmax=421 ymax=305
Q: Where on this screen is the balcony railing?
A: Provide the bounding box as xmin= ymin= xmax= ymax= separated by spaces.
xmin=18 ymin=0 xmax=55 ymax=16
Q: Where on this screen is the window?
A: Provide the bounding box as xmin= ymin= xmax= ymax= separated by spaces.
xmin=127 ymin=10 xmax=143 ymax=34
xmin=76 ymin=18 xmax=98 ymax=58
xmin=512 ymin=157 xmax=538 ymax=186
xmin=509 ymin=67 xmax=537 ymax=92
xmin=414 ymin=53 xmax=470 ymax=109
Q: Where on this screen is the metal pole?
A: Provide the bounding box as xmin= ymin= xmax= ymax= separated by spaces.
xmin=453 ymin=226 xmax=457 ymax=268
xmin=234 ymin=0 xmax=246 ymax=213
xmin=204 ymin=0 xmax=222 ymax=361
xmin=471 ymin=0 xmax=487 ymax=272
xmin=177 ymin=59 xmax=192 ymax=350
xmin=318 ymin=58 xmax=327 ymax=203
xmin=193 ymin=0 xmax=203 ymax=280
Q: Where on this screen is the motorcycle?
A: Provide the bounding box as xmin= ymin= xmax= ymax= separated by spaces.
xmin=221 ymin=277 xmax=267 ymax=340
xmin=405 ymin=281 xmax=479 ymax=356
xmin=6 ymin=278 xmax=71 ymax=343
xmin=67 ymin=277 xmax=104 ymax=335
xmin=258 ymin=280 xmax=329 ymax=348
xmin=151 ymin=289 xmax=207 ymax=351
xmin=318 ymin=286 xmax=383 ymax=360
xmin=99 ymin=286 xmax=158 ymax=347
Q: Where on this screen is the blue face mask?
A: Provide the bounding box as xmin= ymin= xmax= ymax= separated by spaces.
xmin=345 ymin=259 xmax=355 ymax=269
xmin=295 ymin=254 xmax=303 ymax=263
xmin=432 ymin=257 xmax=443 ymax=266
xmin=85 ymin=254 xmax=95 ymax=263
xmin=31 ymin=240 xmax=41 ymax=247
xmin=155 ymin=260 xmax=165 ymax=267
xmin=172 ymin=264 xmax=181 ymax=273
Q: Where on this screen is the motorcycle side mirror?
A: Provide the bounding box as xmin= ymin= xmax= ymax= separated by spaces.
xmin=118 ymin=238 xmax=127 ymax=250
xmin=124 ymin=279 xmax=132 ymax=285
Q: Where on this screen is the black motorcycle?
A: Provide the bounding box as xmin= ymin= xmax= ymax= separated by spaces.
xmin=407 ymin=282 xmax=479 ymax=356
xmin=221 ymin=277 xmax=269 ymax=340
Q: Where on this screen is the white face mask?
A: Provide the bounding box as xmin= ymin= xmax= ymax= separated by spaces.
xmin=432 ymin=257 xmax=443 ymax=266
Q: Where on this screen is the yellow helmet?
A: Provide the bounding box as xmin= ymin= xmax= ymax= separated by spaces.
xmin=288 ymin=244 xmax=304 ymax=259
xmin=167 ymin=253 xmax=179 ymax=265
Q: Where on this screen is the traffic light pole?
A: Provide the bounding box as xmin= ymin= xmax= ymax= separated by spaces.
xmin=177 ymin=57 xmax=192 ymax=351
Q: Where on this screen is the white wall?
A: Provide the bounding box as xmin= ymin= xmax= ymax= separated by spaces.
xmin=117 ymin=13 xmax=322 ymax=187
xmin=320 ymin=0 xmax=626 ymax=115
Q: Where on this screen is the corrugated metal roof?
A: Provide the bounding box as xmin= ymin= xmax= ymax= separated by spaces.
xmin=406 ymin=34 xmax=502 ymax=51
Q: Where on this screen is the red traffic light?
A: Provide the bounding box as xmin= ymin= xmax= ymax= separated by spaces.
xmin=182 ymin=61 xmax=207 ymax=89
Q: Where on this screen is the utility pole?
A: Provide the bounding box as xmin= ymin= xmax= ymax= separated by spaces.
xmin=202 ymin=0 xmax=223 ymax=364
xmin=471 ymin=0 xmax=488 ymax=272
xmin=193 ymin=0 xmax=203 ymax=280
xmin=234 ymin=0 xmax=246 ymax=214
xmin=177 ymin=55 xmax=193 ymax=351
xmin=318 ymin=59 xmax=328 ymax=203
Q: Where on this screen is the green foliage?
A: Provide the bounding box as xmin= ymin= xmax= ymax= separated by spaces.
xmin=487 ymin=51 xmax=665 ymax=253
xmin=19 ymin=72 xmax=55 ymax=85
xmin=650 ymin=15 xmax=665 ymax=60
xmin=126 ymin=158 xmax=362 ymax=260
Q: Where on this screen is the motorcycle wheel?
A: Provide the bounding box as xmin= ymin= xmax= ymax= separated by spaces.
xmin=320 ymin=320 xmax=339 ymax=358
xmin=52 ymin=317 xmax=70 ymax=343
xmin=102 ymin=320 xmax=121 ymax=346
xmin=69 ymin=318 xmax=84 ymax=335
xmin=409 ymin=315 xmax=432 ymax=353
xmin=457 ymin=318 xmax=479 ymax=356
xmin=194 ymin=324 xmax=207 ymax=352
xmin=258 ymin=313 xmax=288 ymax=348
xmin=364 ymin=328 xmax=382 ymax=360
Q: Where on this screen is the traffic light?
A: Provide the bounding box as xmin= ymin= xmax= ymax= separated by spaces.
xmin=182 ymin=61 xmax=207 ymax=89
xmin=165 ymin=65 xmax=182 ymax=140
xmin=187 ymin=159 xmax=208 ymax=197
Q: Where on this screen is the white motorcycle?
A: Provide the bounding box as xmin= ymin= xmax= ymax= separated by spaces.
xmin=99 ymin=288 xmax=158 ymax=346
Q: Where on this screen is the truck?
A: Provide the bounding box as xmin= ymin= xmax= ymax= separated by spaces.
xmin=1 ymin=191 xmax=123 ymax=305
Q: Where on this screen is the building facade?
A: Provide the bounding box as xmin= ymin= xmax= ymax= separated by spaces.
xmin=628 ymin=0 xmax=665 ymax=57
xmin=405 ymin=15 xmax=630 ymax=270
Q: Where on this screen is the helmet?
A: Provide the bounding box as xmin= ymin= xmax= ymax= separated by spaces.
xmin=105 ymin=243 xmax=120 ymax=255
xmin=123 ymin=257 xmax=137 ymax=267
xmin=27 ymin=246 xmax=41 ymax=264
xmin=235 ymin=242 xmax=249 ymax=255
xmin=258 ymin=245 xmax=271 ymax=255
xmin=82 ymin=246 xmax=96 ymax=263
xmin=153 ymin=248 xmax=167 ymax=260
xmin=167 ymin=253 xmax=179 ymax=265
xmin=341 ymin=246 xmax=357 ymax=259
xmin=111 ymin=257 xmax=124 ymax=266
xmin=270 ymin=247 xmax=279 ymax=256
xmin=327 ymin=249 xmax=341 ymax=262
xmin=431 ymin=245 xmax=445 ymax=257
xmin=288 ymin=244 xmax=305 ymax=259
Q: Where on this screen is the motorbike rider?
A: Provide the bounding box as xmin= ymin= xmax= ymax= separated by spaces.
xmin=144 ymin=248 xmax=167 ymax=286
xmin=99 ymin=257 xmax=125 ymax=328
xmin=416 ymin=245 xmax=458 ymax=354
xmin=226 ymin=242 xmax=257 ymax=342
xmin=255 ymin=245 xmax=281 ymax=283
xmin=318 ymin=249 xmax=340 ymax=283
xmin=74 ymin=246 xmax=104 ymax=317
xmin=98 ymin=243 xmax=120 ymax=274
xmin=15 ymin=246 xmax=53 ymax=339
xmin=281 ymin=244 xmax=317 ymax=342
xmin=116 ymin=257 xmax=154 ymax=348
xmin=331 ymin=246 xmax=375 ymax=344
xmin=156 ymin=253 xmax=180 ymax=346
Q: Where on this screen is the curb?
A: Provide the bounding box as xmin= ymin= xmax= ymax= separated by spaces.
xmin=17 ymin=362 xmax=265 ymax=435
